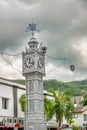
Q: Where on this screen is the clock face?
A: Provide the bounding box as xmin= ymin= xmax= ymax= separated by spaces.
xmin=23 ymin=53 xmax=45 ymax=74
xmin=24 ymin=56 xmax=34 ymax=69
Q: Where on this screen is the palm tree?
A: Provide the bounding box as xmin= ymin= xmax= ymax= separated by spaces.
xmin=19 ymin=93 xmax=26 ymax=113
xmin=19 ymin=93 xmax=54 ymax=120
xmin=44 ymin=97 xmax=54 ymax=121
xmin=19 ymin=90 xmax=74 ymax=128
xmin=49 ymin=89 xmax=74 ymax=127
xmin=64 ymin=91 xmax=74 ymax=121
xmin=80 ymin=94 xmax=87 ymax=106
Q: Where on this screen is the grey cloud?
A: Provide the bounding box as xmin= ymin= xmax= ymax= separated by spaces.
xmin=78 ymin=0 xmax=87 ymax=9
xmin=17 ymin=0 xmax=41 ymax=6
xmin=0 ymin=0 xmax=87 ymax=81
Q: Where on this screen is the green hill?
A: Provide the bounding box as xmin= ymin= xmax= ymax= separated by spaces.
xmin=12 ymin=79 xmax=87 ymax=96
xmin=43 ymin=79 xmax=83 ymax=96
xmin=11 ymin=79 xmax=25 ymax=85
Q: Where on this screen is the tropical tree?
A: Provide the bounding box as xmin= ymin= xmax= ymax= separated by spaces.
xmin=19 ymin=93 xmax=26 ymax=113
xmin=49 ymin=89 xmax=74 ymax=127
xmin=64 ymin=90 xmax=74 ymax=121
xmin=80 ymin=94 xmax=87 ymax=105
xmin=44 ymin=97 xmax=54 ymax=121
xmin=19 ymin=89 xmax=74 ymax=127
xmin=19 ymin=93 xmax=54 ymax=120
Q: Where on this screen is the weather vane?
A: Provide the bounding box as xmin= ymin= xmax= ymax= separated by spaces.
xmin=26 ymin=23 xmax=39 ymax=38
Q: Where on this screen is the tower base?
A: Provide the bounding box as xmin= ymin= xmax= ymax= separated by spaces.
xmin=25 ymin=119 xmax=47 ymax=130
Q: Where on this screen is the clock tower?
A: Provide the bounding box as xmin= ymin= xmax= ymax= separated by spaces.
xmin=22 ymin=23 xmax=47 ymax=130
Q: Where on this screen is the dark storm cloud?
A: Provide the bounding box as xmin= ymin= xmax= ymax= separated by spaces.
xmin=78 ymin=0 xmax=87 ymax=9
xmin=17 ymin=0 xmax=41 ymax=5
xmin=0 ymin=0 xmax=79 ymax=52
xmin=0 ymin=0 xmax=87 ymax=80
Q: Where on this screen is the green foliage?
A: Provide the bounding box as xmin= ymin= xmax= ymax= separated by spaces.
xmin=12 ymin=79 xmax=87 ymax=96
xmin=71 ymin=125 xmax=81 ymax=130
xmin=19 ymin=89 xmax=74 ymax=126
xmin=44 ymin=79 xmax=82 ymax=96
xmin=43 ymin=79 xmax=61 ymax=90
xmin=65 ymin=82 xmax=82 ymax=96
xmin=47 ymin=89 xmax=74 ymax=127
xmin=68 ymin=118 xmax=74 ymax=127
xmin=44 ymin=97 xmax=54 ymax=121
xmin=11 ymin=79 xmax=25 ymax=85
xmin=80 ymin=94 xmax=87 ymax=105
xmin=19 ymin=93 xmax=26 ymax=113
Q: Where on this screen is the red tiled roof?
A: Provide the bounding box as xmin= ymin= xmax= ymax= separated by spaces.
xmin=74 ymin=106 xmax=87 ymax=113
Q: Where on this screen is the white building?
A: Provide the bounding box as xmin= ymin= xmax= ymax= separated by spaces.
xmin=73 ymin=106 xmax=87 ymax=128
xmin=0 ymin=77 xmax=25 ymax=130
xmin=1 ymin=77 xmax=87 ymax=130
xmin=0 ymin=77 xmax=55 ymax=130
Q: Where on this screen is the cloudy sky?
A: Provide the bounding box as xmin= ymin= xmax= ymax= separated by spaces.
xmin=0 ymin=0 xmax=87 ymax=82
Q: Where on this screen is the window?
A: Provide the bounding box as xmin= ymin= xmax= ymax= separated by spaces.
xmin=73 ymin=114 xmax=78 ymax=118
xmin=18 ymin=119 xmax=24 ymax=125
xmin=2 ymin=98 xmax=8 ymax=109
xmin=84 ymin=114 xmax=87 ymax=121
xmin=29 ymin=126 xmax=33 ymax=130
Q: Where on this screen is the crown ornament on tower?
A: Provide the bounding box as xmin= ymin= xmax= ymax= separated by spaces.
xmin=26 ymin=23 xmax=39 ymax=41
xmin=25 ymin=23 xmax=47 ymax=54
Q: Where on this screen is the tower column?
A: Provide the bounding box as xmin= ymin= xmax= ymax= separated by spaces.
xmin=25 ymin=74 xmax=46 ymax=130
xmin=22 ymin=23 xmax=47 ymax=130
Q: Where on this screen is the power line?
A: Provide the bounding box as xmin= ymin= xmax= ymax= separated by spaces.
xmin=0 ymin=51 xmax=72 ymax=65
xmin=46 ymin=54 xmax=75 ymax=71
xmin=2 ymin=53 xmax=22 ymax=74
xmin=0 ymin=51 xmax=75 ymax=73
xmin=46 ymin=54 xmax=72 ymax=64
xmin=0 ymin=52 xmax=22 ymax=56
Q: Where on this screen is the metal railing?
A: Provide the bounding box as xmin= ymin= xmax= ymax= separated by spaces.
xmin=0 ymin=116 xmax=24 ymax=127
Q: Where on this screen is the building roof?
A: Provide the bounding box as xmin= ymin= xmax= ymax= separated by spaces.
xmin=74 ymin=106 xmax=87 ymax=113
xmin=0 ymin=77 xmax=50 ymax=95
xmin=0 ymin=77 xmax=25 ymax=90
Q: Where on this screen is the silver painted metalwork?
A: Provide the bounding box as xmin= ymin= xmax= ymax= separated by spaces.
xmin=22 ymin=24 xmax=47 ymax=130
xmin=26 ymin=23 xmax=39 ymax=40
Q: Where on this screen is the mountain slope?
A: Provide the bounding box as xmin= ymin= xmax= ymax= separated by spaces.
xmin=12 ymin=79 xmax=87 ymax=96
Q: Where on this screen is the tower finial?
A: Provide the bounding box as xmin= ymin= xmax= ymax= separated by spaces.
xmin=26 ymin=23 xmax=39 ymax=40
xmin=25 ymin=23 xmax=39 ymax=50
